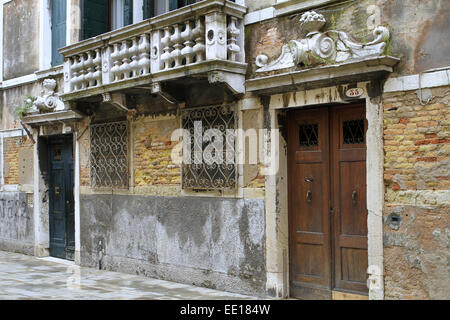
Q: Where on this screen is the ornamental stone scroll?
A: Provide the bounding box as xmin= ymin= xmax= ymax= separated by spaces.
xmin=255 ymin=11 xmax=391 ymax=72
xmin=33 ymin=79 xmax=65 ymax=112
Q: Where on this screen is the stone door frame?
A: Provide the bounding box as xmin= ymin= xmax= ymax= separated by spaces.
xmin=261 ymin=82 xmax=384 ymax=300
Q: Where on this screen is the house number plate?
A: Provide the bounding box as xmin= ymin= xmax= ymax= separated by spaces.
xmin=345 ymin=87 xmax=365 ymax=98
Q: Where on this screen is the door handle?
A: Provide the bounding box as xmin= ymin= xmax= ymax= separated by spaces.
xmin=55 ymin=186 xmax=60 ymax=195
xmin=306 ymin=190 xmax=312 ymax=203
xmin=352 ymin=190 xmax=357 ymax=204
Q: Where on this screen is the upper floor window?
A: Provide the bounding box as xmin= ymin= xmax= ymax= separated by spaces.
xmin=111 ymin=0 xmax=134 ymax=30
xmin=81 ymin=0 xmax=203 ymax=41
xmin=51 ymin=0 xmax=67 ymax=66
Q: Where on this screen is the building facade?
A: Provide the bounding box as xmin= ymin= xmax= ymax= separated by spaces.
xmin=0 ymin=0 xmax=448 ymax=300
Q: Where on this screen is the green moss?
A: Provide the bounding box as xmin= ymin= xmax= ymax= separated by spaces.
xmin=244 ymin=25 xmax=252 ymax=42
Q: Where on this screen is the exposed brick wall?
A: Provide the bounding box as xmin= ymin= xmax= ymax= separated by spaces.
xmin=133 ymin=115 xmax=180 ymax=187
xmin=3 ymin=136 xmax=33 ymax=185
xmin=78 ymin=122 xmax=91 ymax=187
xmin=382 ymin=86 xmax=450 ymax=299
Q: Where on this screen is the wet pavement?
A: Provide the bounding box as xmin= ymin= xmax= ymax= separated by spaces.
xmin=0 ymin=251 xmax=256 ymax=300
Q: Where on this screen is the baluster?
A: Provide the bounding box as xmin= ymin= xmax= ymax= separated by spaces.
xmin=79 ymin=54 xmax=87 ymax=89
xmin=129 ymin=36 xmax=139 ymax=77
xmin=120 ymin=41 xmax=131 ymax=79
xmin=85 ymin=51 xmax=94 ymax=87
xmin=161 ymin=27 xmax=172 ymax=70
xmin=171 ymin=24 xmax=182 ymax=68
xmin=227 ymin=16 xmax=240 ymax=61
xmin=93 ymin=48 xmax=102 ymax=86
xmin=181 ymin=20 xmax=195 ymax=65
xmin=70 ymin=56 xmax=79 ymax=91
xmin=138 ymin=34 xmax=151 ymax=75
xmin=192 ymin=17 xmax=205 ymax=63
xmin=111 ymin=43 xmax=121 ymax=82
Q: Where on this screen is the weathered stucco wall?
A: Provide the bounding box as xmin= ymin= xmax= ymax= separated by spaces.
xmin=79 ymin=194 xmax=266 ymax=296
xmin=246 ymin=0 xmax=275 ymax=13
xmin=245 ymin=0 xmax=450 ymax=78
xmin=382 ymin=85 xmax=450 ymax=299
xmin=3 ymin=0 xmax=40 ymax=80
xmin=0 ymin=192 xmax=34 ymax=255
xmin=1 ymin=82 xmax=42 ymax=130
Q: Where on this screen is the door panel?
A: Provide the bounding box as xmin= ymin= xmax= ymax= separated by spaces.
xmin=49 ymin=136 xmax=74 ymax=261
xmin=288 ymin=104 xmax=368 ymax=299
xmin=288 ymin=108 xmax=331 ymax=300
xmin=331 ymin=105 xmax=368 ymax=294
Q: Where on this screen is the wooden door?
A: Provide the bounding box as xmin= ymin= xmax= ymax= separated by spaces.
xmin=288 ymin=108 xmax=332 ymax=299
xmin=288 ymin=104 xmax=368 ymax=299
xmin=49 ymin=135 xmax=75 ymax=261
xmin=330 ymin=105 xmax=368 ymax=294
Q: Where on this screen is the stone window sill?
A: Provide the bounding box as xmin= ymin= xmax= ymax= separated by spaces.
xmin=275 ymin=0 xmax=341 ymax=17
xmin=35 ymin=65 xmax=64 ymax=80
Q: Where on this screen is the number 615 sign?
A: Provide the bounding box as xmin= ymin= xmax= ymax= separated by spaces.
xmin=345 ymin=87 xmax=365 ymax=98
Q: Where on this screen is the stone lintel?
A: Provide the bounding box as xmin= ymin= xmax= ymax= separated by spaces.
xmin=246 ymin=56 xmax=400 ymax=96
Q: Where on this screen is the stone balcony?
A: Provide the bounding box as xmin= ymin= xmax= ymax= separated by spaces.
xmin=59 ymin=0 xmax=246 ymax=105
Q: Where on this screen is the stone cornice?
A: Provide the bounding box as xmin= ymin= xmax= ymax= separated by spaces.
xmin=246 ymin=56 xmax=400 ymax=95
xmin=21 ymin=110 xmax=84 ymax=127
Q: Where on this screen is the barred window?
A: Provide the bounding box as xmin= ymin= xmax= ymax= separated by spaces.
xmin=90 ymin=121 xmax=129 ymax=189
xmin=181 ymin=105 xmax=236 ymax=190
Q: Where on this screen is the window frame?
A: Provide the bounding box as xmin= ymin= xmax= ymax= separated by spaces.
xmin=180 ymin=104 xmax=238 ymax=191
xmin=90 ymin=120 xmax=130 ymax=190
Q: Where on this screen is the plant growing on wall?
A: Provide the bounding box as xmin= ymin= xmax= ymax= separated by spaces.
xmin=13 ymin=96 xmax=37 ymax=118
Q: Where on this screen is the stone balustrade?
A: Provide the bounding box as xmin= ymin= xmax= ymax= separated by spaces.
xmin=60 ymin=0 xmax=246 ymax=98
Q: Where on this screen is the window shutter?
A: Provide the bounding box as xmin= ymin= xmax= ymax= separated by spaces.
xmin=143 ymin=0 xmax=154 ymax=19
xmin=169 ymin=0 xmax=178 ymax=11
xmin=82 ymin=0 xmax=110 ymax=40
xmin=170 ymin=0 xmax=195 ymax=11
xmin=124 ymin=0 xmax=134 ymax=26
xmin=51 ymin=0 xmax=67 ymax=66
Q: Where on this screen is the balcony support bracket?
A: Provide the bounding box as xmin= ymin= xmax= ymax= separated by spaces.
xmin=208 ymin=71 xmax=245 ymax=95
xmin=151 ymin=82 xmax=178 ymax=105
xmin=102 ymin=93 xmax=129 ymax=111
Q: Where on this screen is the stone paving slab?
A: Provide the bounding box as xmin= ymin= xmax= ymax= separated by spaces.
xmin=0 ymin=251 xmax=257 ymax=300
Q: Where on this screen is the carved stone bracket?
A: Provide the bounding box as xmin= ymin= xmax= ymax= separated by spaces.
xmin=151 ymin=82 xmax=178 ymax=105
xmin=208 ymin=71 xmax=245 ymax=95
xmin=102 ymin=93 xmax=129 ymax=111
xmin=33 ymin=79 xmax=65 ymax=112
xmin=255 ymin=11 xmax=391 ymax=72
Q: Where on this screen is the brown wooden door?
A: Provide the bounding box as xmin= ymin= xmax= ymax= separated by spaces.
xmin=288 ymin=104 xmax=368 ymax=299
xmin=330 ymin=105 xmax=368 ymax=294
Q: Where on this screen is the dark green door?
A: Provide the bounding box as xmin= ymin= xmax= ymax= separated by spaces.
xmin=49 ymin=136 xmax=75 ymax=261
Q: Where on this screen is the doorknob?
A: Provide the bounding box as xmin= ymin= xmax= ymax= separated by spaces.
xmin=55 ymin=186 xmax=60 ymax=195
xmin=352 ymin=190 xmax=357 ymax=204
xmin=306 ymin=190 xmax=312 ymax=203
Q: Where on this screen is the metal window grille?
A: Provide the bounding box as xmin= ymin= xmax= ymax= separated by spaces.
xmin=299 ymin=124 xmax=319 ymax=147
xmin=343 ymin=119 xmax=365 ymax=144
xmin=90 ymin=121 xmax=129 ymax=189
xmin=181 ymin=105 xmax=236 ymax=190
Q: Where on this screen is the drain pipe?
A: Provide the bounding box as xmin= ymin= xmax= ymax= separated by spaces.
xmin=97 ymin=240 xmax=105 ymax=270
